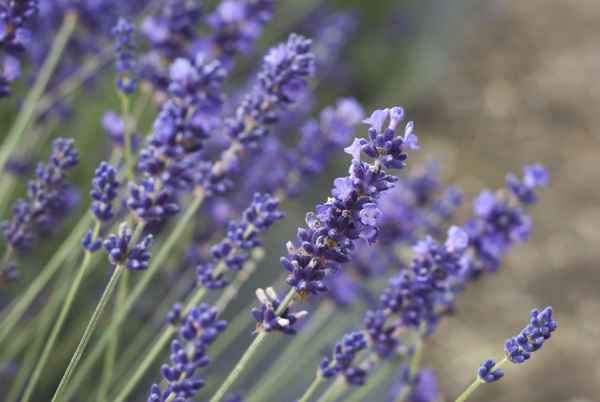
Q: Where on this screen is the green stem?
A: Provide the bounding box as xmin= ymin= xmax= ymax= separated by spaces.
xmin=298 ymin=375 xmax=325 ymax=402
xmin=51 ymin=223 xmax=144 ymax=402
xmin=20 ymin=221 xmax=101 ymax=402
xmin=346 ymin=362 xmax=398 ymax=402
xmin=119 ymin=93 xmax=135 ymax=182
xmin=208 ymin=289 xmax=297 ymax=402
xmin=61 ymin=194 xmax=204 ymax=400
xmin=208 ymin=331 xmax=268 ymax=402
xmin=316 ymin=376 xmax=347 ymax=402
xmin=454 ymin=358 xmax=508 ymax=402
xmin=0 ymin=12 xmax=78 ymax=175
xmin=0 ymin=213 xmax=91 ymax=345
xmin=248 ymin=302 xmax=333 ymax=402
xmin=97 ymin=268 xmax=129 ymax=402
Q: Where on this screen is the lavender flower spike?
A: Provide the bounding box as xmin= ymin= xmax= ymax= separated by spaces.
xmin=148 ymin=303 xmax=227 ymax=402
xmin=112 ymin=18 xmax=138 ymax=94
xmin=504 ymin=306 xmax=557 ymax=364
xmin=281 ymin=107 xmax=418 ymax=304
xmin=103 ymin=222 xmax=153 ymax=270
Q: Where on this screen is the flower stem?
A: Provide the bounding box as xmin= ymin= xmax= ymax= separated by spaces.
xmin=20 ymin=220 xmax=101 ymax=402
xmin=209 ymin=331 xmax=269 ymax=402
xmin=51 ymin=223 xmax=144 ymax=402
xmin=0 ymin=11 xmax=78 ymax=175
xmin=316 ymin=376 xmax=347 ymax=402
xmin=454 ymin=358 xmax=508 ymax=402
xmin=60 ymin=193 xmax=205 ymax=401
xmin=298 ymin=375 xmax=326 ymax=402
xmin=248 ymin=302 xmax=333 ymax=402
xmin=208 ymin=288 xmax=297 ymax=402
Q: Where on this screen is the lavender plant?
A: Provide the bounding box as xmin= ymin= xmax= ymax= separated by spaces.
xmin=0 ymin=3 xmax=563 ymax=402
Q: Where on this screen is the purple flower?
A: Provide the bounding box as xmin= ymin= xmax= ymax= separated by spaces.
xmin=504 ymin=306 xmax=557 ymax=364
xmin=148 ymin=303 xmax=227 ymax=402
xmin=2 ymin=138 xmax=79 ymax=251
xmin=90 ymin=161 xmax=120 ymax=222
xmin=103 ymin=222 xmax=153 ymax=270
xmin=112 ymin=18 xmax=138 ymax=94
xmin=127 ymin=178 xmax=180 ymax=223
xmin=197 ymin=193 xmax=284 ymax=289
xmin=251 ymin=287 xmax=308 ymax=335
xmin=478 ymin=360 xmax=504 ymax=383
xmin=319 ymin=331 xmax=368 ymax=386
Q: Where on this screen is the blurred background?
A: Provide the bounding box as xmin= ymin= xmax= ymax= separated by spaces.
xmin=1 ymin=0 xmax=599 ymax=401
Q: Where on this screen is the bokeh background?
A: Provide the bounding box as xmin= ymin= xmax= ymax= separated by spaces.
xmin=1 ymin=1 xmax=599 ymax=401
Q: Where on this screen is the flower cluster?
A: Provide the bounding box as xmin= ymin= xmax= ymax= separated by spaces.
xmin=251 ymin=287 xmax=308 ymax=335
xmin=2 ymin=138 xmax=79 ymax=250
xmin=504 ymin=306 xmax=557 ymax=364
xmin=197 ymin=192 xmax=284 ymax=289
xmin=0 ymin=0 xmax=38 ymax=97
xmin=202 ymin=0 xmax=274 ymax=63
xmin=112 ymin=18 xmax=137 ymax=94
xmin=90 ymin=161 xmax=120 ymax=222
xmin=319 ymin=331 xmax=368 ymax=386
xmin=225 ymin=33 xmax=315 ymax=147
xmin=281 ymin=107 xmax=418 ymax=299
xmin=149 ymin=303 xmax=227 ymax=401
xmin=138 ymin=56 xmax=226 ymax=194
xmin=127 ymin=179 xmax=180 ymax=223
xmin=477 ymin=360 xmax=504 ymax=383
xmin=103 ymin=223 xmax=153 ymax=270
xmin=363 ymin=166 xmax=548 ymax=361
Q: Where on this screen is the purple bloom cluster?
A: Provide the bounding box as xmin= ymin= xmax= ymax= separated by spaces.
xmin=0 ymin=0 xmax=37 ymax=96
xmin=363 ymin=166 xmax=548 ymax=361
xmin=281 ymin=107 xmax=418 ymax=299
xmin=251 ymin=287 xmax=308 ymax=334
xmin=149 ymin=303 xmax=227 ymax=402
xmin=478 ymin=359 xmax=504 ymax=383
xmin=504 ymin=306 xmax=557 ymax=364
xmin=389 ymin=368 xmax=440 ymax=402
xmin=127 ymin=178 xmax=180 ymax=223
xmin=138 ymin=56 xmax=226 ymax=195
xmin=112 ymin=18 xmax=137 ymax=94
xmin=319 ymin=331 xmax=368 ymax=386
xmin=2 ymin=138 xmax=78 ymax=250
xmin=90 ymin=161 xmax=120 ymax=222
xmin=197 ymin=192 xmax=283 ymax=289
xmin=225 ymin=33 xmax=315 ymax=148
xmin=103 ymin=223 xmax=153 ymax=270
xmin=201 ymin=0 xmax=274 ymax=63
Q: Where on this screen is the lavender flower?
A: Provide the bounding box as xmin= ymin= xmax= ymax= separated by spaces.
xmin=2 ymin=138 xmax=79 ymax=250
xmin=90 ymin=161 xmax=119 ymax=222
xmin=149 ymin=303 xmax=227 ymax=402
xmin=201 ymin=0 xmax=274 ymax=63
xmin=320 ymin=331 xmax=368 ymax=385
xmin=281 ymin=107 xmax=418 ymax=299
xmin=112 ymin=18 xmax=137 ymax=94
xmin=197 ymin=192 xmax=283 ymax=289
xmin=81 ymin=229 xmax=102 ymax=253
xmin=225 ymin=33 xmax=315 ymax=148
xmin=103 ymin=222 xmax=153 ymax=270
xmin=504 ymin=306 xmax=557 ymax=364
xmin=251 ymin=287 xmax=308 ymax=335
xmin=0 ymin=0 xmax=37 ymax=96
xmin=477 ymin=360 xmax=504 ymax=383
xmin=389 ymin=368 xmax=440 ymax=402
xmin=127 ymin=178 xmax=180 ymax=223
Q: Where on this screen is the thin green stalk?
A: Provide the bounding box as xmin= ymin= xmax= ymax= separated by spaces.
xmin=208 ymin=289 xmax=297 ymax=402
xmin=315 ymin=376 xmax=347 ymax=402
xmin=345 ymin=362 xmax=398 ymax=402
xmin=298 ymin=375 xmax=326 ymax=402
xmin=247 ymin=302 xmax=334 ymax=402
xmin=0 ymin=12 xmax=78 ymax=175
xmin=210 ymin=308 xmax=254 ymax=359
xmin=119 ymin=93 xmax=135 ymax=182
xmin=454 ymin=358 xmax=508 ymax=402
xmin=97 ymin=268 xmax=129 ymax=402
xmin=113 ymin=248 xmax=261 ymax=402
xmin=51 ymin=223 xmax=144 ymax=402
xmin=5 ymin=264 xmax=74 ymax=402
xmin=0 ymin=213 xmax=91 ymax=345
xmin=20 ymin=221 xmax=102 ymax=402
xmin=60 ymin=193 xmax=206 ymax=401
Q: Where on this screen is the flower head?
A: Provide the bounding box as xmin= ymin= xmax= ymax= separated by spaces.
xmin=112 ymin=18 xmax=138 ymax=94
